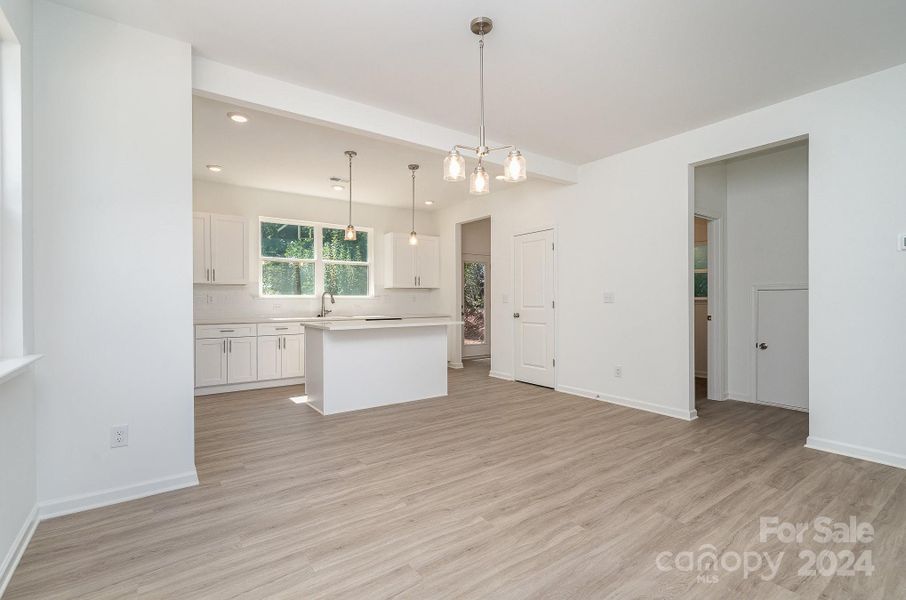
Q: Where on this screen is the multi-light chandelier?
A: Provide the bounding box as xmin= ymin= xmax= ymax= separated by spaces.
xmin=443 ymin=17 xmax=526 ymax=195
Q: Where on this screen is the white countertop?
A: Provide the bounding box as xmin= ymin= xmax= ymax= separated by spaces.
xmin=194 ymin=314 xmax=450 ymax=326
xmin=302 ymin=318 xmax=462 ymax=331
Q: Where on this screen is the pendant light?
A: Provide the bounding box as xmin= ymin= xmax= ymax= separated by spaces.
xmin=443 ymin=17 xmax=526 ymax=193
xmin=408 ymin=164 xmax=419 ymax=245
xmin=344 ymin=150 xmax=357 ymax=241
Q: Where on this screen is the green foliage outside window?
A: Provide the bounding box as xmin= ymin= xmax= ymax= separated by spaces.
xmin=463 ymin=262 xmax=486 ymax=344
xmin=259 ymin=221 xmax=369 ymax=297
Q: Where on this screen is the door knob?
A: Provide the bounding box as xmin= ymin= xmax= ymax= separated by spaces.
xmin=513 ymin=312 xmax=520 ymax=318
xmin=758 ymin=342 xmax=768 ymax=350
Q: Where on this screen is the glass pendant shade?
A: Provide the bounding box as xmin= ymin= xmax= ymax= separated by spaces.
xmin=409 ymin=231 xmax=418 ymax=245
xmin=444 ymin=150 xmax=466 ymax=181
xmin=344 ymin=224 xmax=356 ymax=241
xmin=503 ymin=149 xmax=527 ymax=182
xmin=470 ymin=164 xmax=490 ymax=195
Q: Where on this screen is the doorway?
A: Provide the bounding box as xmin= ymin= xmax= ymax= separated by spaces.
xmin=691 ymin=137 xmax=809 ymax=415
xmin=461 ymin=218 xmax=491 ymax=359
xmin=513 ymin=228 xmax=556 ymax=388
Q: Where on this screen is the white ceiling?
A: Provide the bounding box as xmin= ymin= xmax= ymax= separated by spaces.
xmin=56 ymin=0 xmax=906 ymax=164
xmin=193 ymin=95 xmax=493 ymax=209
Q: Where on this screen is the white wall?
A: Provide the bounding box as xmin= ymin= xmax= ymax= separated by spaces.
xmin=193 ymin=179 xmax=445 ymax=319
xmin=32 ymin=1 xmax=196 ymax=512
xmin=0 ymin=0 xmax=36 ymax=594
xmin=461 ymin=218 xmax=491 ymax=256
xmin=436 ymin=180 xmax=565 ymax=373
xmin=725 ymin=144 xmax=809 ymax=400
xmin=438 ymin=64 xmax=906 ymax=465
xmin=0 ymin=370 xmax=36 ymax=594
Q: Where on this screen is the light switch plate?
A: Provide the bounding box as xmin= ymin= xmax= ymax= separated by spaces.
xmin=899 ymin=233 xmax=906 ymax=251
xmin=603 ymin=292 xmax=615 ymax=304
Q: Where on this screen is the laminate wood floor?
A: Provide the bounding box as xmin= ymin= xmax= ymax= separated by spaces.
xmin=7 ymin=362 xmax=905 ymax=599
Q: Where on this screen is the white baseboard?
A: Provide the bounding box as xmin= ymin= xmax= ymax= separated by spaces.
xmin=488 ymin=370 xmax=514 ymax=381
xmin=0 ymin=504 xmax=38 ymax=598
xmin=38 ymin=470 xmax=199 ymax=520
xmin=805 ymin=436 xmax=906 ymax=470
xmin=557 ymin=385 xmax=697 ymax=421
xmin=448 ymin=362 xmax=464 ymax=369
xmin=195 ymin=378 xmax=305 ymax=396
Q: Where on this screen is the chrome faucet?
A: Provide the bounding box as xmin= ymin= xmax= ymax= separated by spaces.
xmin=319 ymin=291 xmax=335 ymax=317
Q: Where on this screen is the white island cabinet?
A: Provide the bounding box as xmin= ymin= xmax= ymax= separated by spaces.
xmin=303 ymin=319 xmax=460 ymax=415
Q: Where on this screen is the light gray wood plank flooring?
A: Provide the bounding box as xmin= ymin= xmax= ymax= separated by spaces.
xmin=6 ymin=361 xmax=905 ymax=599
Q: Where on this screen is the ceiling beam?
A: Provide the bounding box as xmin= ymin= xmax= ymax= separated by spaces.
xmin=192 ymin=57 xmax=579 ymax=184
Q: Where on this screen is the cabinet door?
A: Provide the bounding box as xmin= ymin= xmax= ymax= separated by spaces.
xmin=192 ymin=213 xmax=210 ymax=283
xmin=210 ymin=214 xmax=248 ymax=284
xmin=195 ymin=338 xmax=227 ymax=387
xmin=385 ymin=233 xmax=416 ymax=288
xmin=281 ymin=334 xmax=305 ymax=378
xmin=257 ymin=335 xmax=281 ymax=381
xmin=416 ymin=235 xmax=440 ymax=288
xmin=227 ymin=336 xmax=257 ymax=383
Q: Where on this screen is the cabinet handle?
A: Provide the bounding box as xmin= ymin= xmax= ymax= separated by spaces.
xmin=212 ymin=268 xmax=216 ymax=282
xmin=228 ymin=339 xmax=232 ymax=352
xmin=206 ymin=267 xmax=210 ymax=281
xmin=275 ymin=327 xmax=288 ymax=330
xmin=279 ymin=337 xmax=282 ymax=350
xmin=219 ymin=329 xmax=234 ymax=333
xmin=222 ymin=339 xmax=226 ymax=353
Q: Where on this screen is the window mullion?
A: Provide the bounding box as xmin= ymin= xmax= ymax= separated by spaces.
xmin=315 ymin=225 xmax=324 ymax=296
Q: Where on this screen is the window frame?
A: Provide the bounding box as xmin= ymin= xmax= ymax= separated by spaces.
xmin=258 ymin=216 xmax=374 ymax=299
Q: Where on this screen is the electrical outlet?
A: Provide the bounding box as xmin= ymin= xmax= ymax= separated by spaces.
xmin=614 ymin=366 xmax=623 ymax=378
xmin=110 ymin=425 xmax=128 ymax=448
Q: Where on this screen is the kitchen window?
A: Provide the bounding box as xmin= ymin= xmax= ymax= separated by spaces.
xmin=259 ymin=218 xmax=372 ymax=297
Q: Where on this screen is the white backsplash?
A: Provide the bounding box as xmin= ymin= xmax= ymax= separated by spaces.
xmin=194 ymin=283 xmax=442 ymax=321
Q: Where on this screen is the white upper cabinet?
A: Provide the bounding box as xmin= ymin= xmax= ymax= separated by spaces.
xmin=193 ymin=212 xmax=248 ymax=285
xmin=415 ymin=236 xmax=440 ymax=289
xmin=383 ymin=233 xmax=440 ymax=289
xmin=192 ymin=213 xmax=211 ymax=284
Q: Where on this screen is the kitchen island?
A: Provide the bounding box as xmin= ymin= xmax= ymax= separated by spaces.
xmin=303 ymin=318 xmax=461 ymax=415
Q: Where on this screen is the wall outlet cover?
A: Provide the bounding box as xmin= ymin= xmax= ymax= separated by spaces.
xmin=110 ymin=425 xmax=129 ymax=448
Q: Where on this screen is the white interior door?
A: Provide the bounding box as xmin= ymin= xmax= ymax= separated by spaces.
xmin=513 ymin=229 xmax=555 ymax=387
xmin=756 ymin=288 xmax=808 ymax=410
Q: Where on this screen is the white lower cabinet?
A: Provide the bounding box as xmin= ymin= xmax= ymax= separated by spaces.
xmin=196 ymin=323 xmax=305 ymax=390
xmin=226 ymin=336 xmax=258 ymax=383
xmin=257 ymin=334 xmax=304 ymax=381
xmin=195 ymin=338 xmax=228 ymax=387
xmin=281 ymin=334 xmax=305 ymax=378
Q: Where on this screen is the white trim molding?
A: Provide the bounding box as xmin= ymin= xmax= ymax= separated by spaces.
xmin=38 ymin=470 xmax=199 ymax=520
xmin=195 ymin=377 xmax=305 ymax=396
xmin=0 ymin=505 xmax=38 ymax=598
xmin=805 ymin=437 xmax=906 ymax=470
xmin=489 ymin=371 xmax=514 ymax=381
xmin=557 ymin=385 xmax=698 ymax=421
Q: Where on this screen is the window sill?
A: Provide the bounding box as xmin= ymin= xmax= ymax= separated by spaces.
xmin=0 ymin=354 xmax=42 ymax=386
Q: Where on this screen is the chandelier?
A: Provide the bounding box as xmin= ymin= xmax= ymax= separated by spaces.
xmin=443 ymin=17 xmax=526 ymax=195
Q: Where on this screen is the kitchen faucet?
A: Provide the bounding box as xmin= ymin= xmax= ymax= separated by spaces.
xmin=319 ymin=291 xmax=335 ymax=317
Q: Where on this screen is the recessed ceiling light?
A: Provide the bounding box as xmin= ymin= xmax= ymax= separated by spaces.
xmin=424 ymin=200 xmax=434 ymax=205
xmin=332 ymin=184 xmax=345 ymax=191
xmin=206 ymin=164 xmax=223 ymax=173
xmin=495 ymin=175 xmax=505 ymax=181
xmin=227 ymin=112 xmax=248 ymax=123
